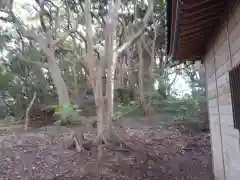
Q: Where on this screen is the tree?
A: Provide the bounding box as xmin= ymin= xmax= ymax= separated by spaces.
xmin=79 ymin=0 xmax=154 ymax=142
xmin=182 ymin=62 xmax=208 ymax=124
xmin=0 ymin=0 xmax=168 ymax=143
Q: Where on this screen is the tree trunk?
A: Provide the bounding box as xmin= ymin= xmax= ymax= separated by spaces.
xmin=199 ymin=65 xmax=209 ymax=130
xmin=105 ymin=27 xmax=117 ymax=135
xmin=105 ymin=48 xmax=117 ymax=134
xmin=47 ymin=52 xmax=70 ymax=107
xmin=94 ymin=66 xmax=106 ymax=140
xmin=137 ymin=41 xmax=145 ymax=112
xmin=101 ymin=0 xmax=120 ymax=139
xmin=119 ymin=57 xmax=125 ymax=88
xmin=83 ymin=0 xmax=108 ymax=141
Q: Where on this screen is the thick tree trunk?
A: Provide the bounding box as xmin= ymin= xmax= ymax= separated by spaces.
xmin=94 ymin=66 xmax=106 ymax=139
xmin=101 ymin=0 xmax=120 ymax=139
xmin=104 ymin=35 xmax=116 ymax=136
xmin=47 ymin=52 xmax=70 ymax=107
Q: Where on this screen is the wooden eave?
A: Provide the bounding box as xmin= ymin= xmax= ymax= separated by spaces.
xmin=167 ymin=0 xmax=237 ymax=62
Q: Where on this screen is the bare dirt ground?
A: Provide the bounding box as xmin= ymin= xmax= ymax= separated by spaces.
xmin=0 ymin=119 xmax=213 ymax=180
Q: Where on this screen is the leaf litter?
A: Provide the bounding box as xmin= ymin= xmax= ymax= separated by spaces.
xmin=0 ymin=121 xmax=213 ymax=180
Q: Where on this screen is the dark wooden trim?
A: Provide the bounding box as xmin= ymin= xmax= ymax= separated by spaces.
xmin=180 ymin=31 xmax=212 ymax=40
xmin=183 ymin=0 xmax=213 ymax=10
xmin=182 ymin=2 xmax=226 ymax=16
xmin=180 ymin=10 xmax=223 ymax=24
xmin=168 ymin=0 xmax=238 ymax=62
xmin=181 ymin=23 xmax=214 ymax=36
xmin=181 ymin=17 xmax=220 ymax=31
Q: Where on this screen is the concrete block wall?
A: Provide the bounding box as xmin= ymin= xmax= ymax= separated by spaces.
xmin=204 ymin=3 xmax=240 ymax=180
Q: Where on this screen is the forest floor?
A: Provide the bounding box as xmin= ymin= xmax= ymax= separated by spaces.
xmin=0 ymin=116 xmax=213 ymax=180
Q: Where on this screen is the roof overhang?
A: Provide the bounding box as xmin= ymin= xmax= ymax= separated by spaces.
xmin=167 ymin=0 xmax=237 ymax=63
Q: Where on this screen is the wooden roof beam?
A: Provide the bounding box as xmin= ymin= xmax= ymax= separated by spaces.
xmin=180 ymin=10 xmax=223 ymax=24
xmin=179 ymin=54 xmax=202 ymax=58
xmin=177 ymin=53 xmax=203 ymax=60
xmin=179 ymin=45 xmax=203 ymax=50
xmin=178 ymin=46 xmax=202 ymax=52
xmin=180 ymin=29 xmax=212 ymax=39
xmin=180 ymin=32 xmax=210 ymax=39
xmin=183 ymin=0 xmax=214 ymax=10
xmin=182 ymin=1 xmax=226 ymax=18
xmin=177 ymin=54 xmax=203 ymax=61
xmin=180 ymin=37 xmax=208 ymax=44
xmin=181 ymin=16 xmax=220 ymax=31
xmin=180 ymin=41 xmax=206 ymax=48
xmin=180 ymin=32 xmax=211 ymax=40
xmin=181 ymin=23 xmax=215 ymax=36
xmin=180 ymin=39 xmax=206 ymax=46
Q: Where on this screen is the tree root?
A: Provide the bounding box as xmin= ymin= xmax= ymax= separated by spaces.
xmin=70 ymin=126 xmax=156 ymax=163
xmin=72 ymin=133 xmax=83 ymax=152
xmin=102 ymin=128 xmax=159 ymax=162
xmin=93 ymin=127 xmax=138 ymax=153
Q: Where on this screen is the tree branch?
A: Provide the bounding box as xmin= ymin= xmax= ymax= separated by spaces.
xmin=0 ymin=14 xmax=45 ymax=44
xmin=84 ymin=0 xmax=93 ymax=54
xmin=141 ymin=37 xmax=152 ymax=57
xmin=116 ymin=0 xmax=154 ymax=56
xmin=76 ymin=31 xmax=87 ymax=50
xmin=116 ymin=28 xmax=145 ymax=55
xmin=14 ymin=50 xmax=48 ymax=68
xmin=55 ymin=14 xmax=82 ymax=45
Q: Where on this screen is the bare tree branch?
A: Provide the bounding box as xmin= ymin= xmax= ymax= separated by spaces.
xmin=55 ymin=15 xmax=82 ymax=45
xmin=79 ymin=1 xmax=105 ymax=28
xmin=116 ymin=0 xmax=154 ymax=55
xmin=14 ymin=50 xmax=48 ymax=68
xmin=84 ymin=0 xmax=93 ymax=54
xmin=76 ymin=31 xmax=87 ymax=50
xmin=0 ymin=14 xmax=44 ymax=43
xmin=116 ymin=28 xmax=144 ymax=55
xmin=141 ymin=37 xmax=152 ymax=56
xmin=16 ymin=30 xmax=27 ymax=51
xmin=19 ymin=27 xmax=45 ymax=43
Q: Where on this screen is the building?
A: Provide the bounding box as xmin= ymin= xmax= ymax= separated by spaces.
xmin=167 ymin=1 xmax=240 ymax=180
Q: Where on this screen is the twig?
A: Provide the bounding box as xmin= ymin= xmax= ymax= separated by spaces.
xmin=24 ymin=92 xmax=37 ymax=132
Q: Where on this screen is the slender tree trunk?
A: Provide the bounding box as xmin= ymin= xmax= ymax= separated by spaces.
xmin=137 ymin=41 xmax=145 ymax=111
xmin=199 ymin=65 xmax=209 ymax=130
xmin=149 ymin=21 xmax=157 ymax=87
xmin=120 ymin=57 xmax=125 ymax=88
